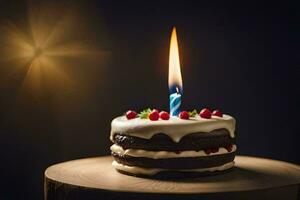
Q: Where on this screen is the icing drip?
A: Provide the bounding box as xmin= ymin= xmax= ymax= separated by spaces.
xmin=112 ymin=160 xmax=235 ymax=175
xmin=111 ymin=144 xmax=237 ymax=159
xmin=111 ymin=114 xmax=236 ymax=142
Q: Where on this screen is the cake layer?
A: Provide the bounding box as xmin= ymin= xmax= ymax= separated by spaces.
xmin=111 ymin=115 xmax=236 ymax=142
xmin=112 ymin=151 xmax=235 ymax=169
xmin=112 ymin=160 xmax=234 ymax=176
xmin=111 ymin=144 xmax=237 ymax=159
xmin=113 ymin=129 xmax=234 ymax=151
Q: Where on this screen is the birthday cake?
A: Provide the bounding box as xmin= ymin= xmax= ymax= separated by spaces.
xmin=110 ymin=108 xmax=236 ymax=177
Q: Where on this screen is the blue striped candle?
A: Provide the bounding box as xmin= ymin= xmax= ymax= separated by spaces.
xmin=169 ymin=87 xmax=181 ymax=116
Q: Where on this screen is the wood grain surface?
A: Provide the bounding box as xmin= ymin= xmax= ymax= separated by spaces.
xmin=44 ymin=156 xmax=300 ymax=200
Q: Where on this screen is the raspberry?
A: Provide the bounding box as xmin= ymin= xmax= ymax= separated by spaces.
xmin=226 ymin=144 xmax=233 ymax=152
xmin=199 ymin=108 xmax=212 ymax=119
xmin=126 ymin=110 xmax=137 ymax=119
xmin=159 ymin=111 xmax=170 ymax=120
xmin=179 ymin=111 xmax=189 ymax=119
xmin=212 ymin=109 xmax=223 ymax=117
xmin=149 ymin=110 xmax=159 ymax=121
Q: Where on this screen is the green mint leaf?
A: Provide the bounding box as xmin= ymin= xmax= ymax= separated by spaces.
xmin=138 ymin=108 xmax=152 ymax=119
xmin=188 ymin=109 xmax=198 ymax=117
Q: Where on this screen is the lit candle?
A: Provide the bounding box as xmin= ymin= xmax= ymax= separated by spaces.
xmin=170 ymin=87 xmax=181 ymax=116
xmin=168 ymin=27 xmax=183 ymax=116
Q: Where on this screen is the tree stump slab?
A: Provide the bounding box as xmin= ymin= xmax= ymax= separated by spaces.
xmin=45 ymin=156 xmax=300 ymax=200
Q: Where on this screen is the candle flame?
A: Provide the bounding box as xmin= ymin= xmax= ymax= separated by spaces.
xmin=168 ymin=27 xmax=183 ymax=93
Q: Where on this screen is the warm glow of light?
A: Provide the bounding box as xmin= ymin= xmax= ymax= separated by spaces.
xmin=168 ymin=27 xmax=183 ymax=90
xmin=0 ymin=1 xmax=109 ymax=95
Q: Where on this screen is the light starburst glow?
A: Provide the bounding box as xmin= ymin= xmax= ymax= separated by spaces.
xmin=0 ymin=1 xmax=109 ymax=96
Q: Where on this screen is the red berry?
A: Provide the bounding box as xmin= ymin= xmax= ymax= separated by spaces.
xmin=212 ymin=109 xmax=223 ymax=117
xmin=159 ymin=111 xmax=170 ymax=120
xmin=149 ymin=110 xmax=159 ymax=121
xmin=126 ymin=110 xmax=137 ymax=119
xmin=226 ymin=144 xmax=233 ymax=152
xmin=204 ymin=149 xmax=212 ymax=155
xmin=179 ymin=111 xmax=189 ymax=119
xmin=211 ymin=148 xmax=219 ymax=153
xmin=199 ymin=108 xmax=212 ymax=119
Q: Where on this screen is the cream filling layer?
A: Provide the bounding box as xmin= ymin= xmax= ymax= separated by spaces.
xmin=111 ymin=115 xmax=236 ymax=143
xmin=112 ymin=160 xmax=235 ymax=175
xmin=111 ymin=144 xmax=237 ymax=159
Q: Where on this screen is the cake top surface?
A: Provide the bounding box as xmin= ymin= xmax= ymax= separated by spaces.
xmin=111 ymin=114 xmax=236 ymax=142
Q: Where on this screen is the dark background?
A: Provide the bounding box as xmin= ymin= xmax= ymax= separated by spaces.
xmin=0 ymin=1 xmax=299 ymax=199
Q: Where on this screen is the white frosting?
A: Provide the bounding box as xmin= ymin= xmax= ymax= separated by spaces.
xmin=111 ymin=115 xmax=236 ymax=142
xmin=111 ymin=144 xmax=237 ymax=159
xmin=112 ymin=160 xmax=235 ymax=175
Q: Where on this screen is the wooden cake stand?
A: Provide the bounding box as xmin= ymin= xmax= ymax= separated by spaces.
xmin=44 ymin=156 xmax=300 ymax=200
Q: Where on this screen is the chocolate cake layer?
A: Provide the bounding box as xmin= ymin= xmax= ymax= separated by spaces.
xmin=112 ymin=151 xmax=236 ymax=169
xmin=116 ymin=168 xmax=233 ymax=179
xmin=113 ymin=129 xmax=235 ymax=151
